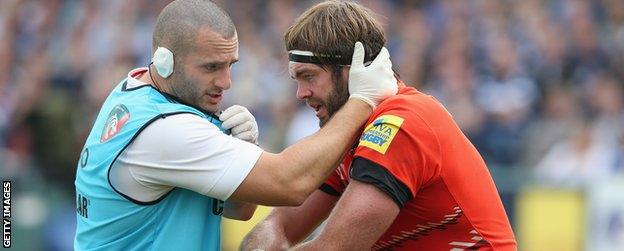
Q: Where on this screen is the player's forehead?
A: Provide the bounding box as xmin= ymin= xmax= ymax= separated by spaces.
xmin=194 ymin=28 xmax=238 ymax=60
xmin=288 ymin=62 xmax=323 ymax=78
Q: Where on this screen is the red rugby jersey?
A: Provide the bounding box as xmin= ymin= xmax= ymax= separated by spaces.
xmin=322 ymin=85 xmax=517 ymax=251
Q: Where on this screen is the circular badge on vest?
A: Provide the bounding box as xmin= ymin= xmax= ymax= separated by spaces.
xmin=100 ymin=104 xmax=131 ymax=143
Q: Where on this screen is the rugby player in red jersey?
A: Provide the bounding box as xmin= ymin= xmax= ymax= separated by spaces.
xmin=242 ymin=1 xmax=517 ymax=250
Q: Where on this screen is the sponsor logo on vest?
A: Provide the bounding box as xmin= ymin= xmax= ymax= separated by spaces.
xmin=100 ymin=104 xmax=131 ymax=143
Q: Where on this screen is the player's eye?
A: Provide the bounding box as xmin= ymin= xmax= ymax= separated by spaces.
xmin=303 ymin=74 xmax=314 ymax=81
xmin=204 ymin=64 xmax=219 ymax=72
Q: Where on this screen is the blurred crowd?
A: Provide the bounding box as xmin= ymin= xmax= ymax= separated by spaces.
xmin=1 ymin=0 xmax=624 ymax=249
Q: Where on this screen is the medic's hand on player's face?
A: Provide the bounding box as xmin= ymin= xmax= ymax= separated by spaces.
xmin=219 ymin=105 xmax=259 ymax=144
xmin=347 ymin=41 xmax=397 ymax=110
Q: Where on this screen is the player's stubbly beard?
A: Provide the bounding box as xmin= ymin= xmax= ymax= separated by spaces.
xmin=318 ymin=72 xmax=349 ymax=127
xmin=170 ymin=73 xmax=219 ymax=113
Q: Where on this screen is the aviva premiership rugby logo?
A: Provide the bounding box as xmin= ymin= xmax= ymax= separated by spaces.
xmin=359 ymin=115 xmax=404 ymax=154
xmin=100 ymin=104 xmax=130 ymax=142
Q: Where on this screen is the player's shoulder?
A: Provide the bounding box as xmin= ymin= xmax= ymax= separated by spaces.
xmin=142 ymin=113 xmax=222 ymax=144
xmin=369 ymin=85 xmax=454 ymax=141
xmin=374 ymin=87 xmax=429 ymax=117
xmin=152 ymin=113 xmax=216 ymax=129
xmin=379 ymin=85 xmax=449 ymax=116
xmin=364 ymin=90 xmax=427 ymax=139
xmin=133 ymin=113 xmax=227 ymax=160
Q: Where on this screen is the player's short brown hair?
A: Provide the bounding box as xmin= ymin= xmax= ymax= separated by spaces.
xmin=284 ymin=0 xmax=386 ymax=66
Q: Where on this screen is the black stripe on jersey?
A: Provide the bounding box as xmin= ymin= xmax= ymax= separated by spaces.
xmin=350 ymin=157 xmax=414 ymax=208
xmin=319 ymin=183 xmax=341 ymax=197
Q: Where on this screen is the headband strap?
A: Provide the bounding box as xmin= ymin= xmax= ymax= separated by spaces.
xmin=288 ymin=50 xmax=352 ymax=66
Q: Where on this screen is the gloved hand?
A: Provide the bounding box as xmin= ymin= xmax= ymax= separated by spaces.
xmin=219 ymin=105 xmax=259 ymax=144
xmin=348 ymin=41 xmax=397 ymax=109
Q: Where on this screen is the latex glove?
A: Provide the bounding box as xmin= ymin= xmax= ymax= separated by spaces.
xmin=348 ymin=42 xmax=397 ymax=109
xmin=219 ymin=105 xmax=259 ymax=144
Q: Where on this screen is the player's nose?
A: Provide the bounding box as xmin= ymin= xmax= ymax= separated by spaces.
xmin=214 ymin=69 xmax=231 ymax=90
xmin=296 ymin=83 xmax=312 ymax=100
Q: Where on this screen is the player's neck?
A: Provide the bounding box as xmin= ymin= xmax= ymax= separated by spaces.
xmin=137 ymin=67 xmax=171 ymax=93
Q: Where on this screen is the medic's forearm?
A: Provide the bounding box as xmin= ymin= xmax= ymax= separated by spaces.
xmin=223 ymin=200 xmax=257 ymax=221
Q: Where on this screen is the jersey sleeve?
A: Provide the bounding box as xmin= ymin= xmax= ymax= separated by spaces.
xmin=351 ymin=104 xmax=441 ymax=206
xmin=320 ymin=170 xmax=344 ymax=196
xmin=124 ymin=113 xmax=262 ymax=201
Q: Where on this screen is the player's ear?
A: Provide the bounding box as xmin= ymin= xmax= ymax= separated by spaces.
xmin=341 ymin=66 xmax=350 ymax=81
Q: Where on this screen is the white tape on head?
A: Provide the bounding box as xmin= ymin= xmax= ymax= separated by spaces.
xmin=152 ymin=46 xmax=174 ymax=78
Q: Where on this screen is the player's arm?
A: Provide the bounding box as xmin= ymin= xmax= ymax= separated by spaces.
xmin=228 ymin=43 xmax=396 ymax=206
xmin=217 ymin=99 xmax=370 ymax=208
xmin=292 ymin=107 xmax=425 ymax=250
xmin=292 ymin=179 xmax=400 ymax=250
xmin=124 ymin=100 xmax=373 ymax=207
xmin=229 ymin=99 xmax=368 ymax=206
xmin=240 ymin=189 xmax=339 ymax=250
xmin=223 ymin=200 xmax=257 ymax=221
xmin=218 ymin=105 xmax=260 ymax=221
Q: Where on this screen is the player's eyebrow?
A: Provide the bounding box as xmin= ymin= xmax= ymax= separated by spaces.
xmin=291 ymin=67 xmax=315 ymax=80
xmin=201 ymin=59 xmax=238 ymax=67
xmin=198 ymin=59 xmax=239 ymax=71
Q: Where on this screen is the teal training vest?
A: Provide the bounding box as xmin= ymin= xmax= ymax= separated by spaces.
xmin=74 ymin=79 xmax=227 ymax=250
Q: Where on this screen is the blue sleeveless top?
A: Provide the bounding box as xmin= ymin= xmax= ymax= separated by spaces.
xmin=74 ymin=79 xmax=227 ymax=250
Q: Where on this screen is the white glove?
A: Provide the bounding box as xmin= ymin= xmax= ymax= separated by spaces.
xmin=219 ymin=105 xmax=259 ymax=144
xmin=348 ymin=42 xmax=397 ymax=109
